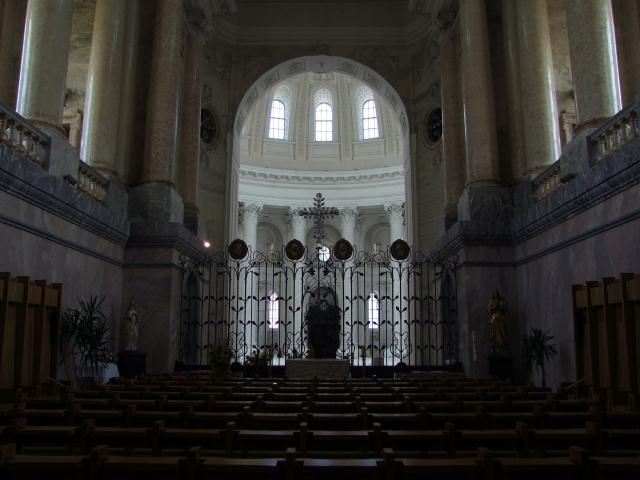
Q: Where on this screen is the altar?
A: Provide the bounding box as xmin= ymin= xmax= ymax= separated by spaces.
xmin=285 ymin=359 xmax=351 ymax=379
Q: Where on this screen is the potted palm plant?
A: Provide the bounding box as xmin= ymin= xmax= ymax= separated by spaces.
xmin=521 ymin=328 xmax=558 ymax=389
xmin=60 ymin=296 xmax=113 ymax=388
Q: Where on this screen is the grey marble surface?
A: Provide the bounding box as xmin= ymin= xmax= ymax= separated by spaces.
xmin=431 ymin=133 xmax=640 ymax=386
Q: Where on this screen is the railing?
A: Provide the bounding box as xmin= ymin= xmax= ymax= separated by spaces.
xmin=178 ymin=244 xmax=459 ymax=369
xmin=590 ymin=98 xmax=640 ymax=162
xmin=0 ymin=102 xmax=50 ymax=167
xmin=533 ymin=163 xmax=562 ymax=200
xmin=77 ymin=161 xmax=108 ymax=203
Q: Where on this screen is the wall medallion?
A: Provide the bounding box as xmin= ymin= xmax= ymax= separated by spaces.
xmin=390 ymin=239 xmax=411 ymax=261
xmin=423 ymin=107 xmax=442 ymax=146
xmin=333 ymin=239 xmax=353 ymax=261
xmin=228 ymin=239 xmax=248 ymax=260
xmin=285 ymin=239 xmax=305 ymax=261
xmin=200 ymin=107 xmax=222 ymax=150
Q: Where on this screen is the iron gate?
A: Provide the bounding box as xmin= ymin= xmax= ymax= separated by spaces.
xmin=178 ymin=244 xmax=459 ymax=368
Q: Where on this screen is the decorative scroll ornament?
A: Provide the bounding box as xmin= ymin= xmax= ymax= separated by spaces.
xmin=228 ymin=238 xmax=248 ymax=259
xmin=333 ymin=238 xmax=354 ymax=261
xmin=390 ymin=239 xmax=411 ymax=261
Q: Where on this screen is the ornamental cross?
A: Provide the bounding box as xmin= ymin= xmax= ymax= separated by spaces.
xmin=299 ymin=193 xmax=339 ymax=247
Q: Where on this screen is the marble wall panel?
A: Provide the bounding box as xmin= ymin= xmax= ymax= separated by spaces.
xmin=0 ymin=193 xmax=124 ymax=357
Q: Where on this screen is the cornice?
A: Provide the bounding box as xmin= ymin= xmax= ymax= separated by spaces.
xmin=239 ymin=165 xmax=404 ymax=184
xmin=207 ymin=16 xmax=435 ymax=47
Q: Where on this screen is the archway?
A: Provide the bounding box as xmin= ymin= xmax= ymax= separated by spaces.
xmin=226 ymin=55 xmax=415 ymax=247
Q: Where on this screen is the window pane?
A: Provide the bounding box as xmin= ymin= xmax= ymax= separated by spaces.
xmin=368 ymin=292 xmax=379 ymax=329
xmin=268 ymin=100 xmax=286 ymax=140
xmin=362 ymin=100 xmax=379 ymax=140
xmin=315 ymin=103 xmax=333 ymax=142
xmin=268 ymin=292 xmax=279 ymax=328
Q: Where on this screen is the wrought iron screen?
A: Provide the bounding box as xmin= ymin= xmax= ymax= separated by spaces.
xmin=178 ymin=246 xmax=459 ymax=368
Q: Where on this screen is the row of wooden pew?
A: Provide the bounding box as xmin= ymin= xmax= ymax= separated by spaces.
xmin=1 ymin=443 xmax=639 ymax=479
xmin=5 ymin=416 xmax=640 ymax=457
xmin=1 ymin=374 xmax=640 ymax=478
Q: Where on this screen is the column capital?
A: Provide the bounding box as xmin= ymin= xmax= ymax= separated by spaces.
xmin=340 ymin=207 xmax=359 ymax=226
xmin=385 ymin=203 xmax=405 ymax=224
xmin=242 ymin=202 xmax=263 ymax=223
xmin=289 ymin=207 xmax=307 ymax=226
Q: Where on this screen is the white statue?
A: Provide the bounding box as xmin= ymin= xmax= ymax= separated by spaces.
xmin=126 ymin=299 xmax=139 ymax=351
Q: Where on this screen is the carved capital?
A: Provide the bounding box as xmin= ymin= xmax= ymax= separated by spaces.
xmin=340 ymin=207 xmax=359 ymax=226
xmin=385 ymin=203 xmax=405 ymax=225
xmin=241 ymin=202 xmax=262 ymax=224
xmin=289 ymin=207 xmax=307 ymax=226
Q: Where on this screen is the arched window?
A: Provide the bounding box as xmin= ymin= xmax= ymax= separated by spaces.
xmin=315 ymin=103 xmax=333 ymax=142
xmin=368 ymin=292 xmax=380 ymax=329
xmin=268 ymin=292 xmax=279 ymax=329
xmin=362 ymin=100 xmax=379 ymax=140
xmin=268 ymin=100 xmax=286 ymax=140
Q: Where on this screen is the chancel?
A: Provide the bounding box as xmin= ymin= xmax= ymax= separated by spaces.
xmin=1 ymin=0 xmax=640 ymax=478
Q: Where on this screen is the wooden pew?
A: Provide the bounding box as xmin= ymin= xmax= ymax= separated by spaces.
xmin=0 ymin=443 xmax=89 ymax=480
xmin=196 ymin=456 xmax=286 ymax=480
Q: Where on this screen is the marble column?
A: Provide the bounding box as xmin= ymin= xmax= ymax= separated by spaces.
xmin=116 ymin=0 xmax=141 ymax=184
xmin=501 ymin=0 xmax=526 ymax=180
xmin=16 ymin=0 xmax=73 ymax=134
xmin=179 ymin=31 xmax=204 ymax=235
xmin=81 ymin=0 xmax=127 ymax=175
xmin=242 ymin=203 xmax=262 ymax=251
xmin=142 ymin=0 xmax=184 ymax=185
xmin=459 ymin=0 xmax=499 ymax=186
xmin=516 ymin=0 xmax=561 ymax=174
xmin=0 ymin=0 xmax=26 ymax=107
xmin=288 ymin=207 xmax=307 ymax=343
xmin=339 ymin=207 xmax=358 ymax=244
xmin=440 ymin=27 xmax=465 ymax=226
xmin=385 ymin=202 xmax=406 ymax=364
xmin=386 ymin=204 xmax=405 ymax=242
xmin=289 ymin=208 xmax=307 ymax=244
xmin=130 ymin=0 xmax=184 ymax=224
xmin=566 ymin=0 xmax=622 ymax=130
xmin=240 ymin=202 xmax=262 ymax=359
xmin=612 ymin=0 xmax=640 ymax=105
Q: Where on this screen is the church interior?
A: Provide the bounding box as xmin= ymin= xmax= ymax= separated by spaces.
xmin=1 ymin=0 xmax=640 ymax=477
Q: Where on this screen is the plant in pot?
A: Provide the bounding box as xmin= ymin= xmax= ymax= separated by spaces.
xmin=209 ymin=345 xmax=232 ymax=379
xmin=245 ymin=346 xmax=273 ymax=377
xmin=60 ymin=296 xmax=114 ymax=388
xmin=521 ymin=328 xmax=558 ymax=389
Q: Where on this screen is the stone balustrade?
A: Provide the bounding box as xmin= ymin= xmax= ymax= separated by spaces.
xmin=0 ymin=102 xmax=50 ymax=167
xmin=590 ymin=98 xmax=640 ymax=162
xmin=78 ymin=161 xmax=109 ymax=203
xmin=532 ymin=163 xmax=562 ymax=200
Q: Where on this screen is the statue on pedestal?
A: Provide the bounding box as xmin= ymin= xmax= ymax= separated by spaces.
xmin=488 ymin=289 xmax=509 ymax=355
xmin=125 ymin=299 xmax=139 ymax=351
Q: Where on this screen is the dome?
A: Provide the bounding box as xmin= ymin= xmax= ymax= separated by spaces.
xmin=237 ymin=71 xmax=405 ymax=208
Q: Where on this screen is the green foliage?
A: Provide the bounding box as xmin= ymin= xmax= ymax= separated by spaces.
xmin=245 ymin=346 xmax=273 ymax=367
xmin=209 ymin=346 xmax=232 ymax=369
xmin=60 ymin=296 xmax=113 ymax=383
xmin=522 ymin=328 xmax=558 ymax=388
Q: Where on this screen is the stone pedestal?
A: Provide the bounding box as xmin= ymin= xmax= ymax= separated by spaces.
xmin=128 ymin=183 xmax=184 ymax=224
xmin=488 ymin=354 xmax=514 ymax=381
xmin=118 ymin=350 xmax=146 ymax=378
xmin=457 ymin=186 xmax=512 ymax=232
xmin=285 ymin=359 xmax=350 ymax=379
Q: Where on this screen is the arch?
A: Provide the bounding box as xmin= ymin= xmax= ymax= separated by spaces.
xmin=229 ymin=56 xmax=415 ymax=246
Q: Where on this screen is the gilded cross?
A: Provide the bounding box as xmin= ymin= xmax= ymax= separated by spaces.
xmin=299 ymin=193 xmax=339 ymax=247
